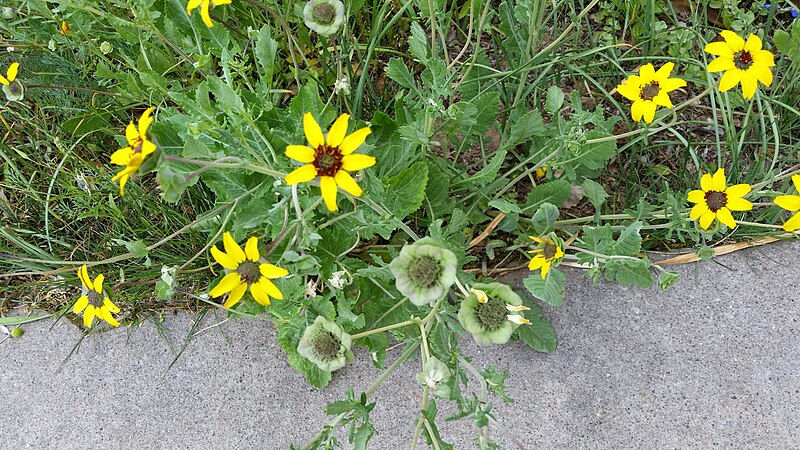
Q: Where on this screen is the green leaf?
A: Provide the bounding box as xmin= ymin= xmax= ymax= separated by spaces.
xmin=386 ymin=58 xmax=416 ymax=89
xmin=531 ymin=202 xmax=559 ymax=233
xmin=208 ymin=77 xmax=245 ymax=117
xmin=463 ymin=91 xmax=500 ymax=137
xmin=523 ymin=179 xmax=571 ymax=212
xmin=603 ymin=259 xmax=653 ymax=288
xmin=611 ymin=221 xmax=643 ymax=256
xmin=515 ymin=301 xmax=557 ymax=353
xmin=658 ymin=271 xmax=680 ymax=291
xmin=502 ymin=110 xmax=545 ymax=150
xmin=696 ymin=245 xmax=715 ymax=260
xmin=522 ymin=269 xmax=566 ymax=306
xmin=545 ymin=86 xmax=565 ymax=115
xmin=581 ymin=178 xmax=607 ymax=211
xmin=0 ymin=315 xmax=52 ymax=326
xmin=384 ymin=161 xmax=429 ymax=218
xmin=253 ymin=24 xmax=278 ymax=85
xmin=488 ymin=199 xmax=522 ymax=214
xmin=409 ymin=22 xmax=429 ymax=62
xmin=467 ymin=150 xmax=506 ymax=187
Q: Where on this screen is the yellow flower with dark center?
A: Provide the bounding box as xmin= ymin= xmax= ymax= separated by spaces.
xmin=704 ymin=31 xmax=775 ymax=99
xmin=687 ymin=168 xmax=752 ymax=230
xmin=528 ymin=236 xmax=564 ymax=279
xmin=0 ymin=62 xmax=19 ymax=86
xmin=208 ymin=232 xmax=289 ymax=308
xmin=616 ymin=62 xmax=687 ymax=123
xmin=73 ymin=265 xmax=120 ymax=328
xmin=774 ymin=174 xmax=800 ymax=232
xmin=285 ymin=112 xmax=375 ymax=212
xmin=187 ymin=0 xmax=232 ymax=28
xmin=110 ymin=107 xmax=156 ymax=196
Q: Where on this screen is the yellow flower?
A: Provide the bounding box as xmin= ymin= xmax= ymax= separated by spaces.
xmin=110 ymin=107 xmax=156 ymax=196
xmin=187 ymin=0 xmax=232 ymax=28
xmin=528 ymin=236 xmax=564 ymax=279
xmin=616 ymin=62 xmax=687 ymax=123
xmin=774 ymin=174 xmax=800 ymax=232
xmin=0 ymin=62 xmax=19 ymax=86
xmin=208 ymin=232 xmax=289 ymax=308
xmin=61 ymin=21 xmax=70 ymax=36
xmin=73 ymin=265 xmax=120 ymax=328
xmin=704 ymin=31 xmax=775 ymax=99
xmin=285 ymin=112 xmax=375 ymax=212
xmin=687 ymin=168 xmax=752 ymax=230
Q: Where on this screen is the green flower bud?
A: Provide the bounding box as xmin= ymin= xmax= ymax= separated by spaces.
xmin=100 ymin=41 xmax=113 ymax=55
xmin=390 ymin=237 xmax=458 ymax=307
xmin=458 ymin=282 xmax=525 ymax=346
xmin=303 ymin=0 xmax=345 ymax=36
xmin=416 ymin=356 xmax=451 ymax=398
xmin=10 ymin=327 xmax=24 ymax=338
xmin=297 ymin=316 xmax=354 ymax=372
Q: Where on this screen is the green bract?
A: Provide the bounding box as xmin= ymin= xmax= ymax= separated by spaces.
xmin=415 ymin=356 xmax=451 ymax=399
xmin=303 ymin=0 xmax=345 ymax=36
xmin=458 ymin=282 xmax=524 ymax=346
xmin=3 ymin=82 xmax=23 ymax=102
xmin=297 ymin=316 xmax=354 ymax=372
xmin=390 ymin=237 xmax=458 ymax=307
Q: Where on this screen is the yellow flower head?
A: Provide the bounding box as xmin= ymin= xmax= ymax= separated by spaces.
xmin=110 ymin=107 xmax=157 ymax=196
xmin=704 ymin=31 xmax=775 ymax=99
xmin=209 ymin=232 xmax=289 ymax=308
xmin=285 ymin=112 xmax=375 ymax=212
xmin=528 ymin=236 xmax=564 ymax=279
xmin=687 ymin=168 xmax=752 ymax=230
xmin=0 ymin=62 xmax=19 ymax=86
xmin=616 ymin=62 xmax=687 ymax=124
xmin=774 ymin=174 xmax=800 ymax=232
xmin=187 ymin=0 xmax=232 ymax=28
xmin=74 ymin=265 xmax=120 ymax=328
xmin=61 ymin=21 xmax=70 ymax=36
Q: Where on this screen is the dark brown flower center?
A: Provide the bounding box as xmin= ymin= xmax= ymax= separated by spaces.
xmin=237 ymin=260 xmax=262 ymax=284
xmin=542 ymin=242 xmax=558 ymax=259
xmin=640 ymin=81 xmax=660 ymax=101
xmin=312 ymin=145 xmax=343 ymax=177
xmin=312 ymin=3 xmax=336 ymax=25
xmin=409 ymin=255 xmax=443 ymax=288
xmin=734 ymin=51 xmax=754 ymax=70
xmin=475 ymin=298 xmax=507 ymax=330
xmin=312 ymin=330 xmax=341 ymax=360
xmin=8 ymin=81 xmax=22 ymax=96
xmin=132 ymin=137 xmax=144 ymax=155
xmin=705 ymin=190 xmax=728 ymax=212
xmin=87 ymin=290 xmax=104 ymax=307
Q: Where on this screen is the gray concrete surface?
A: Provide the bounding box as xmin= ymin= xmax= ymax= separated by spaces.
xmin=1 ymin=241 xmax=799 ymax=449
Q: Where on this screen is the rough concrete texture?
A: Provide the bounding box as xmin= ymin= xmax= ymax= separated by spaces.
xmin=1 ymin=241 xmax=799 ymax=449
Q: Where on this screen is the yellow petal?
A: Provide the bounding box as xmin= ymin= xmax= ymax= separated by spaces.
xmin=104 ymin=298 xmax=120 ymax=313
xmin=187 ymin=0 xmax=203 ymax=13
xmin=333 ymin=170 xmax=363 ymax=197
xmin=244 ymin=236 xmax=260 ymax=261
xmin=639 ymin=63 xmax=655 ymax=82
xmin=78 ymin=264 xmax=92 ymax=290
xmin=726 ymin=196 xmax=752 ymax=211
xmin=320 ymin=175 xmax=338 ymax=211
xmin=690 ymin=202 xmax=709 ymax=220
xmin=711 ymin=168 xmax=727 ymax=192
xmin=652 ymin=92 xmax=673 ymax=109
xmin=720 ymin=30 xmax=745 ymax=51
xmin=753 ymin=50 xmax=775 ymax=67
xmin=529 ymin=236 xmax=546 ymax=244
xmin=630 ymin=99 xmax=644 ymax=122
xmin=100 ymin=307 xmax=120 ymax=327
xmin=553 ymin=246 xmax=564 ymax=260
xmin=259 ymin=263 xmax=288 ymax=279
xmin=93 ymin=274 xmax=105 ymax=294
xmin=616 ymin=80 xmax=641 ymax=101
xmin=303 ymin=112 xmax=325 ymax=148
xmin=7 ymin=62 xmax=19 ymax=82
xmin=83 ymin=305 xmax=95 ymax=328
xmin=115 ymin=172 xmax=130 ymax=196
xmin=138 ymin=107 xmax=155 ymax=137
xmin=793 ymin=174 xmax=800 ymax=193
xmin=341 ymin=153 xmax=376 ymax=171
xmin=775 ymin=195 xmax=800 ymax=212
xmin=201 ymin=0 xmax=214 ymax=27
xmin=210 ymin=245 xmax=239 ymax=270
xmin=725 ymin=183 xmax=751 ymax=199
xmin=751 ymin=64 xmax=773 ymax=87
xmin=339 ymin=127 xmax=371 ymax=155
xmin=704 ymin=41 xmax=735 ymax=58
xmin=224 ymin=283 xmax=248 ymax=308
xmin=528 ymin=255 xmax=545 ymax=271
xmin=249 ymin=282 xmax=271 ymax=306
xmin=141 ymin=139 xmax=157 ymax=158
xmin=716 ymin=207 xmax=736 ymax=229
xmin=706 ymin=57 xmax=736 ymax=73
xmin=125 ymin=122 xmax=138 ymax=145
xmin=110 ymin=147 xmax=134 ymax=166
xmin=0 ymin=74 xmax=8 ymax=85
xmin=740 ymin=72 xmax=758 ymax=99
xmin=540 ymin=260 xmax=552 ymax=279
xmin=743 ymin=33 xmax=762 ymax=53
xmin=222 ymin=232 xmax=246 ymax=263
xmin=285 ymin=145 xmax=316 ymax=163
xmin=209 ymin=272 xmax=243 ymax=298
xmin=687 ymin=189 xmax=706 ymax=204
xmin=73 ymin=296 xmax=89 ymax=314
xmin=642 ymin=100 xmax=658 ymax=124
xmin=783 ymin=212 xmax=800 ymax=232
xmin=285 ymin=165 xmax=318 ymax=185
xmin=327 ymin=114 xmax=350 ymax=148
xmin=699 ymin=210 xmax=716 ymax=229
xmin=257 ymin=278 xmax=283 ymax=300
xmin=700 ymin=172 xmax=714 ymax=192
xmin=719 ymin=68 xmax=743 ymax=92
xmin=654 ymin=62 xmax=675 ymax=81
xmin=660 ymin=77 xmax=687 ymax=92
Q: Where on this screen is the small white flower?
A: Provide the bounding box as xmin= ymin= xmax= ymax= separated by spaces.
xmin=76 ymin=173 xmax=90 ymax=193
xmin=328 ymin=270 xmax=347 ymax=289
xmin=507 ymin=314 xmax=531 ymax=325
xmin=305 ymin=279 xmax=318 ymax=298
xmin=333 ymin=76 xmax=350 ymax=95
xmin=6 ymin=46 xmax=14 ymax=53
xmin=48 ymin=39 xmax=57 ymax=51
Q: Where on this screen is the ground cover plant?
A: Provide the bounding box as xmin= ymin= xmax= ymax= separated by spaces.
xmin=2 ymin=0 xmax=799 ymax=447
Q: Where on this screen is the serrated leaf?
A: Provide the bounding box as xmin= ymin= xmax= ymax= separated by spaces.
xmin=409 ymin=22 xmax=429 ymax=62
xmin=603 ymin=259 xmax=653 ymax=288
xmin=467 ymin=150 xmax=506 ymax=187
xmin=532 ymin=202 xmax=559 ymax=233
xmin=515 ymin=300 xmax=557 ymax=353
xmin=502 ymin=110 xmax=545 ymax=150
xmin=254 ymin=24 xmax=278 ymax=85
xmin=208 ymin=77 xmax=245 ymax=117
xmin=523 ymin=179 xmax=571 ymax=212
xmin=581 ymin=178 xmax=607 ymax=210
xmin=523 ymin=269 xmax=565 ymax=306
xmin=488 ymin=198 xmax=522 ymax=214
xmin=612 ymin=221 xmax=643 ymax=256
xmin=386 ymin=58 xmax=416 ymax=89
xmin=384 ymin=161 xmax=428 ymax=218
xmin=463 ymin=91 xmax=499 ymax=137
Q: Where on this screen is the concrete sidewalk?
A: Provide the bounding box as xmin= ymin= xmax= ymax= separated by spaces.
xmin=1 ymin=241 xmax=798 ymax=449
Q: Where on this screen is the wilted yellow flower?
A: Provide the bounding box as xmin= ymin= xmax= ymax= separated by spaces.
xmin=285 ymin=113 xmax=375 ymax=212
xmin=528 ymin=236 xmax=564 ymax=279
xmin=687 ymin=168 xmax=752 ymax=230
xmin=74 ymin=265 xmax=120 ymax=328
xmin=616 ymin=62 xmax=687 ymax=123
xmin=704 ymin=31 xmax=775 ymax=99
xmin=110 ymin=107 xmax=156 ymax=196
xmin=187 ymin=0 xmax=232 ymax=28
xmin=774 ymin=174 xmax=800 ymax=232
